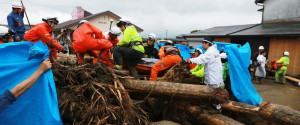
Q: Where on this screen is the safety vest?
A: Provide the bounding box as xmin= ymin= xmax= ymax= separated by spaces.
xmin=282 ymin=57 xmax=290 ymax=66
xmin=164 ymin=46 xmax=180 ymax=56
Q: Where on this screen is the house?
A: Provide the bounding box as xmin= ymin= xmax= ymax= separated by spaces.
xmin=177 ymin=0 xmax=300 ymax=76
xmin=52 ymin=7 xmax=143 ymax=41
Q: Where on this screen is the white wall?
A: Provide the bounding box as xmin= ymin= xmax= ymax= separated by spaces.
xmin=188 ymin=41 xmax=202 ymax=48
xmin=263 ymin=0 xmax=300 ymax=23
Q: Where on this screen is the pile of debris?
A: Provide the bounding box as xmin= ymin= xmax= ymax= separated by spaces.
xmin=52 ymin=55 xmax=300 ymax=125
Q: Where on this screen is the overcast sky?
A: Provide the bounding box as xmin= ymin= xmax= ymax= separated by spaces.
xmin=0 ymin=0 xmax=262 ymax=38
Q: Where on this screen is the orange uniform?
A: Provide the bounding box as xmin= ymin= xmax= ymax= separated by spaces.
xmin=93 ymin=32 xmax=119 ymax=68
xmin=72 ymin=23 xmax=112 ymax=64
xmin=187 ymin=57 xmax=197 ymax=70
xmin=149 ymin=46 xmax=182 ymax=81
xmin=24 ymin=22 xmax=63 ymax=64
xmin=0 ymin=40 xmax=4 ymax=44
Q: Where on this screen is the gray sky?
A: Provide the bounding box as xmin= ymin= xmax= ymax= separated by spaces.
xmin=0 ymin=0 xmax=262 ymax=38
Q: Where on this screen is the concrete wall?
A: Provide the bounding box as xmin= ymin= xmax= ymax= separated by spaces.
xmin=263 ymin=0 xmax=300 ymax=23
xmin=267 ymin=37 xmax=300 ymax=76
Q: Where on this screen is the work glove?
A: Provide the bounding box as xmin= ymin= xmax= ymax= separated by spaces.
xmin=183 ymin=69 xmax=192 ymax=76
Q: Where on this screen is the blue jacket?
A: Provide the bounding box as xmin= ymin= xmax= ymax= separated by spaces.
xmin=7 ymin=11 xmax=25 ymax=33
xmin=0 ymin=90 xmax=16 ymax=113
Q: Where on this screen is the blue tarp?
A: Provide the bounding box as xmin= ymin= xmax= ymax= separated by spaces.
xmin=192 ymin=41 xmax=238 ymax=53
xmin=226 ymin=43 xmax=263 ymax=106
xmin=0 ymin=41 xmax=62 ymax=124
xmin=155 ymin=43 xmax=191 ymax=60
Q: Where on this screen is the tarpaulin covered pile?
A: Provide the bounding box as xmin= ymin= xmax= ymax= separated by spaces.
xmin=226 ymin=43 xmax=263 ymax=106
xmin=0 ymin=41 xmax=62 ymax=124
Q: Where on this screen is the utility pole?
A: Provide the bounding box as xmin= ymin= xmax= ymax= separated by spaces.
xmin=166 ymin=30 xmax=168 ymax=39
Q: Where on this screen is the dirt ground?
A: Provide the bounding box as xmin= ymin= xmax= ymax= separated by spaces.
xmin=251 ymin=77 xmax=300 ymax=111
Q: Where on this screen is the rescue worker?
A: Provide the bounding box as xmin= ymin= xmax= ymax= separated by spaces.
xmin=184 ymin=37 xmax=223 ymax=109
xmin=7 ymin=2 xmax=26 ymax=42
xmin=93 ymin=27 xmax=121 ymax=68
xmin=220 ymin=52 xmax=229 ymax=88
xmin=255 ymin=50 xmax=267 ymax=84
xmin=251 ymin=46 xmax=264 ymax=79
xmin=24 ymin=17 xmax=64 ymax=64
xmin=187 ymin=49 xmax=204 ymax=81
xmin=143 ymin=33 xmax=159 ymax=59
xmin=72 ymin=20 xmax=112 ymax=65
xmin=275 ymin=51 xmax=290 ymax=84
xmin=0 ymin=26 xmax=15 ymax=44
xmin=114 ymin=19 xmax=144 ymax=78
xmin=149 ymin=40 xmax=182 ymax=81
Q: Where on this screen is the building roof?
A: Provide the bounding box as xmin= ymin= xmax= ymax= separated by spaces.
xmin=53 ymin=10 xmax=143 ymax=32
xmin=183 ymin=24 xmax=258 ymax=37
xmin=231 ymin=22 xmax=300 ymax=36
xmin=180 ymin=22 xmax=300 ymax=38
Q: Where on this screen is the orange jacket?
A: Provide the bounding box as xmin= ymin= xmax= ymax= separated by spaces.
xmin=159 ymin=46 xmax=181 ymax=60
xmin=73 ymin=23 xmax=112 ymax=53
xmin=0 ymin=40 xmax=4 ymax=44
xmin=24 ymin=22 xmax=63 ymax=51
xmin=107 ymin=33 xmax=119 ymax=46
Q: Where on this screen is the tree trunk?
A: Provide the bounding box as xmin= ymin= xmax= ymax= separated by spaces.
xmin=222 ymin=101 xmax=300 ymax=125
xmin=120 ymin=79 xmax=229 ymax=104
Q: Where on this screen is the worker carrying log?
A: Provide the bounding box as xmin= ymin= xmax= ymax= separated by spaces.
xmin=275 ymin=51 xmax=290 ymax=84
xmin=143 ymin=33 xmax=159 ymax=59
xmin=183 ymin=37 xmax=223 ymax=109
xmin=7 ymin=2 xmax=26 ymax=42
xmin=113 ymin=19 xmax=144 ymax=78
xmin=93 ymin=27 xmax=121 ymax=68
xmin=24 ymin=17 xmax=65 ymax=64
xmin=150 ymin=40 xmax=182 ymax=81
xmin=72 ymin=20 xmax=112 ymax=65
xmin=0 ymin=26 xmax=15 ymax=44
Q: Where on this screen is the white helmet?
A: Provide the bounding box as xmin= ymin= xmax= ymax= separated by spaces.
xmin=148 ymin=33 xmax=156 ymax=41
xmin=12 ymin=2 xmax=22 ymax=9
xmin=259 ymin=46 xmax=264 ymax=50
xmin=165 ymin=40 xmax=173 ymax=45
xmin=284 ymin=51 xmax=289 ymax=56
xmin=220 ymin=53 xmax=227 ymax=59
xmin=79 ymin=20 xmax=89 ymax=24
xmin=0 ymin=26 xmax=15 ymax=39
xmin=195 ymin=48 xmax=202 ymax=54
xmin=109 ymin=27 xmax=121 ymax=36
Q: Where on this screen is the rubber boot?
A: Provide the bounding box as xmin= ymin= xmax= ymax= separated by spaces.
xmin=128 ymin=66 xmax=139 ymax=79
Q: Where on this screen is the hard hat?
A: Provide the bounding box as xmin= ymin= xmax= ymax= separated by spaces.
xmin=42 ymin=17 xmax=59 ymax=24
xmin=220 ymin=53 xmax=227 ymax=59
xmin=116 ymin=19 xmax=130 ymax=27
xmin=0 ymin=26 xmax=15 ymax=39
xmin=79 ymin=20 xmax=89 ymax=24
xmin=195 ymin=48 xmax=202 ymax=54
xmin=284 ymin=51 xmax=289 ymax=56
xmin=165 ymin=40 xmax=173 ymax=46
xmin=182 ymin=42 xmax=186 ymax=45
xmin=259 ymin=46 xmax=264 ymax=50
xmin=148 ymin=33 xmax=156 ymax=41
xmin=190 ymin=51 xmax=195 ymax=55
xmin=202 ymin=37 xmax=213 ymax=44
xmin=12 ymin=2 xmax=22 ymax=9
xmin=109 ymin=27 xmax=122 ymax=36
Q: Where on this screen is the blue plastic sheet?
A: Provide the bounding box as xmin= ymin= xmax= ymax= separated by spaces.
xmin=192 ymin=41 xmax=238 ymax=54
xmin=226 ymin=43 xmax=263 ymax=106
xmin=155 ymin=43 xmax=191 ymax=60
xmin=0 ymin=41 xmax=62 ymax=124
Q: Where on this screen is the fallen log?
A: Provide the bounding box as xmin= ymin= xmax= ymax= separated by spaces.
xmin=186 ymin=106 xmax=244 ymax=125
xmin=120 ymin=79 xmax=229 ymax=104
xmin=222 ymin=101 xmax=300 ymax=125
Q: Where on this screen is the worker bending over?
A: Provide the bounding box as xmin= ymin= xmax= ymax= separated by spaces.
xmin=149 ymin=40 xmax=182 ymax=81
xmin=24 ymin=17 xmax=64 ymax=64
xmin=275 ymin=51 xmax=290 ymax=84
xmin=0 ymin=26 xmax=15 ymax=44
xmin=72 ymin=20 xmax=112 ymax=65
xmin=93 ymin=27 xmax=121 ymax=68
xmin=114 ymin=19 xmax=144 ymax=78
